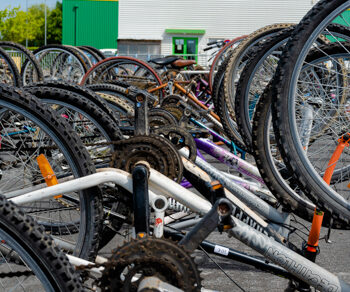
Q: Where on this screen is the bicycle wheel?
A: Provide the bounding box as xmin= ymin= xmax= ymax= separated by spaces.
xmin=223 ymin=23 xmax=294 ymax=120
xmin=0 ymin=84 xmax=102 ymax=259
xmin=24 ymin=85 xmax=123 ymax=167
xmin=252 ymin=82 xmax=348 ymax=229
xmin=79 ymin=46 xmax=103 ymax=64
xmin=0 ymin=47 xmax=21 ymax=87
xmin=215 ymin=24 xmax=293 ymax=151
xmin=272 ymin=0 xmax=350 ymax=224
xmin=25 ymin=81 xmax=121 ymax=127
xmin=235 ymin=23 xmax=350 ymax=152
xmin=66 ymin=45 xmax=93 ymax=69
xmin=80 ymin=56 xmax=164 ymax=99
xmin=0 ymin=195 xmax=83 ymax=291
xmin=29 ymin=45 xmax=88 ymax=83
xmin=208 ymin=35 xmax=247 ymax=91
xmin=81 ymin=45 xmax=106 ymax=61
xmin=0 ymin=41 xmax=43 ymax=85
xmin=86 ymin=83 xmax=138 ymax=129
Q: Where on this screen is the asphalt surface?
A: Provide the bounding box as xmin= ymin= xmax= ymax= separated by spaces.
xmin=101 ymin=153 xmax=350 ymax=292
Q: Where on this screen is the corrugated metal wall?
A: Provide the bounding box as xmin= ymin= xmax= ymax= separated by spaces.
xmin=119 ymin=0 xmax=315 ymax=58
xmin=63 ymin=0 xmax=118 ymax=49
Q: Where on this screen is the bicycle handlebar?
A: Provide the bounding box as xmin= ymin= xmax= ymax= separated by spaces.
xmin=207 ymin=40 xmax=219 ymax=46
xmin=204 ymin=40 xmax=227 ymax=52
xmin=203 ymin=45 xmax=216 ymax=52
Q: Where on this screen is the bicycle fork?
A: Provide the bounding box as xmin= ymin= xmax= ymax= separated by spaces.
xmin=299 ymin=132 xmax=350 ymax=291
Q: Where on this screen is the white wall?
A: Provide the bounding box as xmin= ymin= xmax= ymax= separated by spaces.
xmin=119 ymin=0 xmax=316 ymax=64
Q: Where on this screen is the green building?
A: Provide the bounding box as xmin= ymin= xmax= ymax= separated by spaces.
xmin=62 ymin=0 xmax=118 ymax=49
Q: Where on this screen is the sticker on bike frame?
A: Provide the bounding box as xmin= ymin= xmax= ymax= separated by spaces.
xmin=214 ymin=245 xmax=229 ymax=256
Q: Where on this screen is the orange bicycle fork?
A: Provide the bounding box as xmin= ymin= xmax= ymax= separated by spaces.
xmin=299 ymin=133 xmax=350 ymax=290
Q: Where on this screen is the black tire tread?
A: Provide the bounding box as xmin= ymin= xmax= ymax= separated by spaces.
xmin=0 ymin=195 xmax=84 ymax=291
xmin=271 ymin=0 xmax=350 ymax=225
xmin=0 ymin=84 xmax=103 ymax=259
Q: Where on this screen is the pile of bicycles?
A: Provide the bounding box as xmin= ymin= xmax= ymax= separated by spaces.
xmin=0 ymin=0 xmax=349 ymax=291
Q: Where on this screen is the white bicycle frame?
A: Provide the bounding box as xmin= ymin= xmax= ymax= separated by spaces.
xmin=6 ymin=166 xmax=350 ymax=292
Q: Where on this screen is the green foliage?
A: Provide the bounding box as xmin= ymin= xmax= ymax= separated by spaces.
xmin=0 ymin=7 xmax=20 ymax=34
xmin=0 ymin=2 xmax=62 ymax=46
xmin=47 ymin=2 xmax=62 ymax=44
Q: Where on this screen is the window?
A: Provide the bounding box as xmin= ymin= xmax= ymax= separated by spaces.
xmin=172 ymin=37 xmax=198 ymax=62
xmin=117 ymin=40 xmax=161 ymax=61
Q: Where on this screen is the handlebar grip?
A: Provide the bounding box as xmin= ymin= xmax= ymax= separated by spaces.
xmin=203 ymin=46 xmax=215 ymax=51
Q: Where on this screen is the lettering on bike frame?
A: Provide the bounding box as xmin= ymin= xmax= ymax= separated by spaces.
xmin=230 ymin=219 xmax=349 ymax=292
xmin=230 ymin=201 xmax=268 ymax=235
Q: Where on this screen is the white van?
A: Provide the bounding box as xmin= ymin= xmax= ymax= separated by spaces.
xmin=100 ymin=49 xmax=118 ymax=58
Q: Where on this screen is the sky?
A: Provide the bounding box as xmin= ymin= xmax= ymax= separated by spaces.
xmin=0 ymin=0 xmax=61 ymax=11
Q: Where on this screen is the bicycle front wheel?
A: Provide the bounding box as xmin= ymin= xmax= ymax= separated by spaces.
xmin=272 ymin=0 xmax=350 ymax=224
xmin=0 ymin=195 xmax=83 ymax=291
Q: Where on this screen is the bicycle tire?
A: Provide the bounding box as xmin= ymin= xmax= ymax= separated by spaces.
xmin=0 ymin=84 xmax=103 ymax=259
xmin=0 ymin=41 xmax=44 ymax=85
xmin=29 ymin=44 xmax=89 ymax=83
xmin=24 ymin=85 xmax=123 ymax=148
xmin=208 ymin=35 xmax=247 ymax=91
xmin=0 ymin=195 xmax=84 ymax=291
xmin=66 ymin=45 xmax=93 ymax=69
xmin=80 ymin=56 xmax=164 ymax=99
xmin=79 ymin=46 xmax=103 ymax=64
xmin=0 ymin=46 xmax=22 ymax=87
xmin=215 ymin=24 xmax=293 ymax=151
xmin=25 ymin=81 xmax=121 ymax=127
xmin=235 ymin=26 xmax=296 ymax=152
xmin=81 ymin=45 xmax=106 ymax=60
xmin=252 ymin=83 xmax=348 ymax=229
xmin=271 ymin=0 xmax=350 ymax=224
xmin=223 ymin=23 xmax=294 ymax=119
xmin=236 ymin=23 xmax=350 ymax=152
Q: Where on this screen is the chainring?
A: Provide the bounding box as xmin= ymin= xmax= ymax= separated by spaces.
xmin=152 ymin=125 xmax=197 ymax=162
xmin=110 ymin=134 xmax=183 ymax=182
xmin=97 ymin=237 xmax=201 ymax=292
xmin=160 ymin=94 xmax=184 ymax=107
xmin=162 ymin=105 xmax=184 ymax=122
xmin=148 ymin=108 xmax=178 ymax=128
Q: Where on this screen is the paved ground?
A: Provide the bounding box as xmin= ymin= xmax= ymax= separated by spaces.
xmin=101 ymin=153 xmax=350 ymax=292
xmin=197 ymin=155 xmax=350 ymax=292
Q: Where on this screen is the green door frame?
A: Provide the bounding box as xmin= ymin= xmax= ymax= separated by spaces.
xmin=172 ymin=37 xmax=198 ymax=62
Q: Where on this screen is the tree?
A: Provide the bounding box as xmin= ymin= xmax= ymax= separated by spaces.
xmin=46 ymin=2 xmax=62 ymax=44
xmin=1 ymin=10 xmax=31 ymax=44
xmin=0 ymin=5 xmax=45 ymax=46
xmin=0 ymin=2 xmax=62 ymax=47
xmin=27 ymin=4 xmax=46 ymax=46
xmin=0 ymin=7 xmax=20 ymax=39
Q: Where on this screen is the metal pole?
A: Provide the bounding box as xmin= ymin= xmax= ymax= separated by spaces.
xmin=26 ymin=0 xmax=28 ymax=47
xmin=44 ymin=0 xmax=47 ymax=45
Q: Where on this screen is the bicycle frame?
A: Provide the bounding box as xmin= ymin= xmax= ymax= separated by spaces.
xmin=190 ymin=117 xmax=246 ymax=155
xmin=8 ymin=167 xmax=350 ymax=292
xmin=195 ymin=138 xmax=263 ymax=184
xmin=147 ymin=79 xmax=221 ymax=125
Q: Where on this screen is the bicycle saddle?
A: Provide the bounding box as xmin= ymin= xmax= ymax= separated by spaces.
xmin=171 ymin=59 xmax=197 ymax=69
xmin=149 ymin=56 xmax=180 ymax=66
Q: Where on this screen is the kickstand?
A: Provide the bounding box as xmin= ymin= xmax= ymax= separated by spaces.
xmin=325 ymin=217 xmax=333 ymax=243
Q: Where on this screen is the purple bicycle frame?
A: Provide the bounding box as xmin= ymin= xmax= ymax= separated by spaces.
xmin=195 ymin=138 xmax=264 ymax=185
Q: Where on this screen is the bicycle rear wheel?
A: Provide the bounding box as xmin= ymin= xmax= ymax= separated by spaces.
xmin=0 ymin=195 xmax=83 ymax=291
xmin=0 ymin=41 xmax=43 ymax=85
xmin=0 ymin=84 xmax=102 ymax=259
